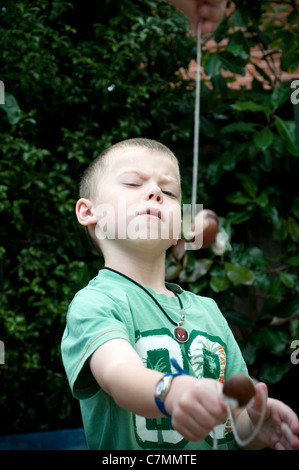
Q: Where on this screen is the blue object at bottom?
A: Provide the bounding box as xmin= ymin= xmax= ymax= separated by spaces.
xmin=0 ymin=428 xmax=88 ymax=450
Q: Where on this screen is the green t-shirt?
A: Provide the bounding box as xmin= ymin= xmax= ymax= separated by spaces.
xmin=61 ymin=268 xmax=249 ymax=450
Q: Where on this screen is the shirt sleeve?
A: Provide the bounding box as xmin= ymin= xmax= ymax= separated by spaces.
xmin=61 ymin=287 xmax=132 ymax=399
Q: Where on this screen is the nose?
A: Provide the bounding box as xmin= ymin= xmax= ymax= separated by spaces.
xmin=146 ymin=186 xmax=162 ymax=203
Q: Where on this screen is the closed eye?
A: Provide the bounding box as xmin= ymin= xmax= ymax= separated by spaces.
xmin=162 ymin=190 xmax=177 ymax=198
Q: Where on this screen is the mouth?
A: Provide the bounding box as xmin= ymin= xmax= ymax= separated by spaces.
xmin=138 ymin=207 xmax=162 ymax=221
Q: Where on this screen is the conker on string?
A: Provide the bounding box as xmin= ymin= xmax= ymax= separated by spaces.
xmin=172 ymin=209 xmax=219 ymax=261
xmin=189 ymin=209 xmax=219 ymax=248
xmin=223 ymin=374 xmax=255 ymax=407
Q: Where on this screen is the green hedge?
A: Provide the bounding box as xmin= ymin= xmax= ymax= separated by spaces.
xmin=0 ymin=0 xmax=298 ymax=434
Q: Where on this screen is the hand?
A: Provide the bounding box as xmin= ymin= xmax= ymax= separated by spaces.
xmin=165 ymin=375 xmax=227 ymax=441
xmin=167 ymin=0 xmax=226 ymax=35
xmin=247 ymin=382 xmax=299 ymax=450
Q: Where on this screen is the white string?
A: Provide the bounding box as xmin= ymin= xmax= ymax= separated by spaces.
xmin=212 ymin=388 xmax=267 ymax=450
xmin=191 ymin=21 xmax=202 ymax=221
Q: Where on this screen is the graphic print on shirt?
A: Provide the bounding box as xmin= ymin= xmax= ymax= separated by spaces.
xmin=134 ymin=328 xmax=232 ymax=449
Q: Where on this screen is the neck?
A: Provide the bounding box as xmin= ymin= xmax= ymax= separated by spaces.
xmin=102 ymin=243 xmax=172 ymax=296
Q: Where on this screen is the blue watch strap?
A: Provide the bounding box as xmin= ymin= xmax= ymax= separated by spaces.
xmin=154 ymin=397 xmax=172 ymax=417
xmin=154 ymin=358 xmax=190 ymax=417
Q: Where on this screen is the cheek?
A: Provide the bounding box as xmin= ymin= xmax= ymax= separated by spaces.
xmin=167 ymin=204 xmax=182 ymax=238
xmin=94 ymin=203 xmax=117 ymax=240
xmin=94 ymin=196 xmax=137 ymax=240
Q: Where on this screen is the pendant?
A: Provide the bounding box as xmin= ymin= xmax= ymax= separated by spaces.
xmin=174 ymin=326 xmax=189 ymax=343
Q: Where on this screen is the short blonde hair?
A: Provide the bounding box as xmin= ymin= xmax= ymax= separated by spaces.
xmin=79 ymin=138 xmax=180 ymax=201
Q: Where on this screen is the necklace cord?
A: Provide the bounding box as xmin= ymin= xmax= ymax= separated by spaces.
xmin=102 ymin=267 xmax=184 ymax=327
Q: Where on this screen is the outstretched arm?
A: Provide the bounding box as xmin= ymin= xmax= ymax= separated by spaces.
xmin=90 ymin=338 xmax=227 ymax=441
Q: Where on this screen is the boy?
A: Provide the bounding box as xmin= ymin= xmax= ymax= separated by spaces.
xmin=61 ymin=138 xmax=299 ymax=450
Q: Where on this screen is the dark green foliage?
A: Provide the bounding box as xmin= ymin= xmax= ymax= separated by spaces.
xmin=0 ymin=0 xmax=298 ymax=434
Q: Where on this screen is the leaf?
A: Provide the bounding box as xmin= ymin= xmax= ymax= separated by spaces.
xmin=242 ymin=343 xmax=258 ymax=366
xmin=224 ymin=262 xmax=255 ymax=285
xmin=287 ymin=254 xmax=299 ymax=266
xmin=165 ymin=263 xmax=182 ymax=281
xmin=1 ymin=92 xmax=21 ymax=124
xmin=254 ymin=127 xmax=274 ymax=150
xmin=226 ymin=206 xmax=255 ymax=225
xmin=226 ymin=42 xmax=249 ymax=60
xmin=181 ymin=259 xmax=214 ymax=283
xmin=246 ymin=247 xmax=269 ymax=268
xmin=271 ymin=82 xmax=291 ymax=111
xmin=210 ymin=276 xmax=230 ymax=293
xmin=226 ymin=30 xmax=249 ymax=60
xmin=255 ymin=328 xmax=289 ymax=356
xmin=282 ymin=299 xmax=299 ymax=319
xmin=290 ymin=197 xmax=299 ymax=218
xmin=259 ymin=149 xmax=273 ymax=172
xmin=279 ymin=272 xmax=297 ymax=289
xmin=288 ymin=217 xmax=299 ymax=242
xmin=200 ymin=116 xmax=216 ymax=138
xmin=233 ymin=101 xmax=267 ymax=112
xmin=226 ymin=191 xmax=252 ymax=205
xmin=221 ymin=121 xmax=256 ymax=134
xmin=279 ymin=272 xmax=298 ymax=289
xmin=204 ymin=54 xmax=222 ymax=77
xmin=259 ymin=362 xmax=290 ymax=384
xmin=193 ymin=258 xmax=214 ymax=277
xmin=220 ymin=56 xmax=246 ymax=76
xmin=273 ymin=217 xmax=288 ymax=242
xmin=232 ymin=8 xmax=251 ymax=28
xmin=274 ymin=116 xmax=299 ymax=156
xmin=236 ymin=173 xmax=258 ymax=197
xmin=254 ymin=192 xmax=269 ymax=208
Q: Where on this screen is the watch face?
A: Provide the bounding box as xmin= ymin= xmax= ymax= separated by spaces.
xmin=156 ymin=381 xmax=166 ymax=395
xmin=155 ymin=375 xmax=173 ymax=399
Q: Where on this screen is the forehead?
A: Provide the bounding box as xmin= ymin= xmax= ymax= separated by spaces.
xmin=107 ymin=147 xmax=180 ymax=180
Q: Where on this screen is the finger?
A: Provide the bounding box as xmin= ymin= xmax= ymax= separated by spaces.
xmin=172 ymin=399 xmax=226 ymax=442
xmin=177 ymin=383 xmax=226 ymax=423
xmin=248 ymin=383 xmax=267 ymax=410
xmin=281 ymin=422 xmax=299 ymax=450
xmin=173 ymin=412 xmax=215 ymax=441
xmin=171 ymin=382 xmax=227 ymax=440
xmin=197 ymin=4 xmax=225 ymax=33
xmin=191 ymin=5 xmax=224 ymax=35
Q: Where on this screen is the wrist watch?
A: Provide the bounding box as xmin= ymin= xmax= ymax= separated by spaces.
xmin=154 ymin=373 xmax=175 ymax=417
xmin=154 ymin=359 xmax=190 ymax=417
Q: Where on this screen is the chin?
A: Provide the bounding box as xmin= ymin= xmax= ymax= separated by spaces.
xmin=128 ymin=234 xmax=174 ymax=252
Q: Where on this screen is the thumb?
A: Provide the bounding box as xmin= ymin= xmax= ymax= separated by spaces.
xmin=247 ymin=382 xmax=268 ymax=425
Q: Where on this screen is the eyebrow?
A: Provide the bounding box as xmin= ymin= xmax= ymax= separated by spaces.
xmin=118 ymin=169 xmax=179 ymax=186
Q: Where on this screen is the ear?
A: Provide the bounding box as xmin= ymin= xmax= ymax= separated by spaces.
xmin=76 ymin=198 xmax=97 ymax=226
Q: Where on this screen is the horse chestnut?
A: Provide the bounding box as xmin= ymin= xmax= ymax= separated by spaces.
xmin=172 ymin=209 xmax=219 ymax=260
xmin=223 ymin=374 xmax=255 ymax=407
xmin=189 ymin=209 xmax=219 ymax=248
